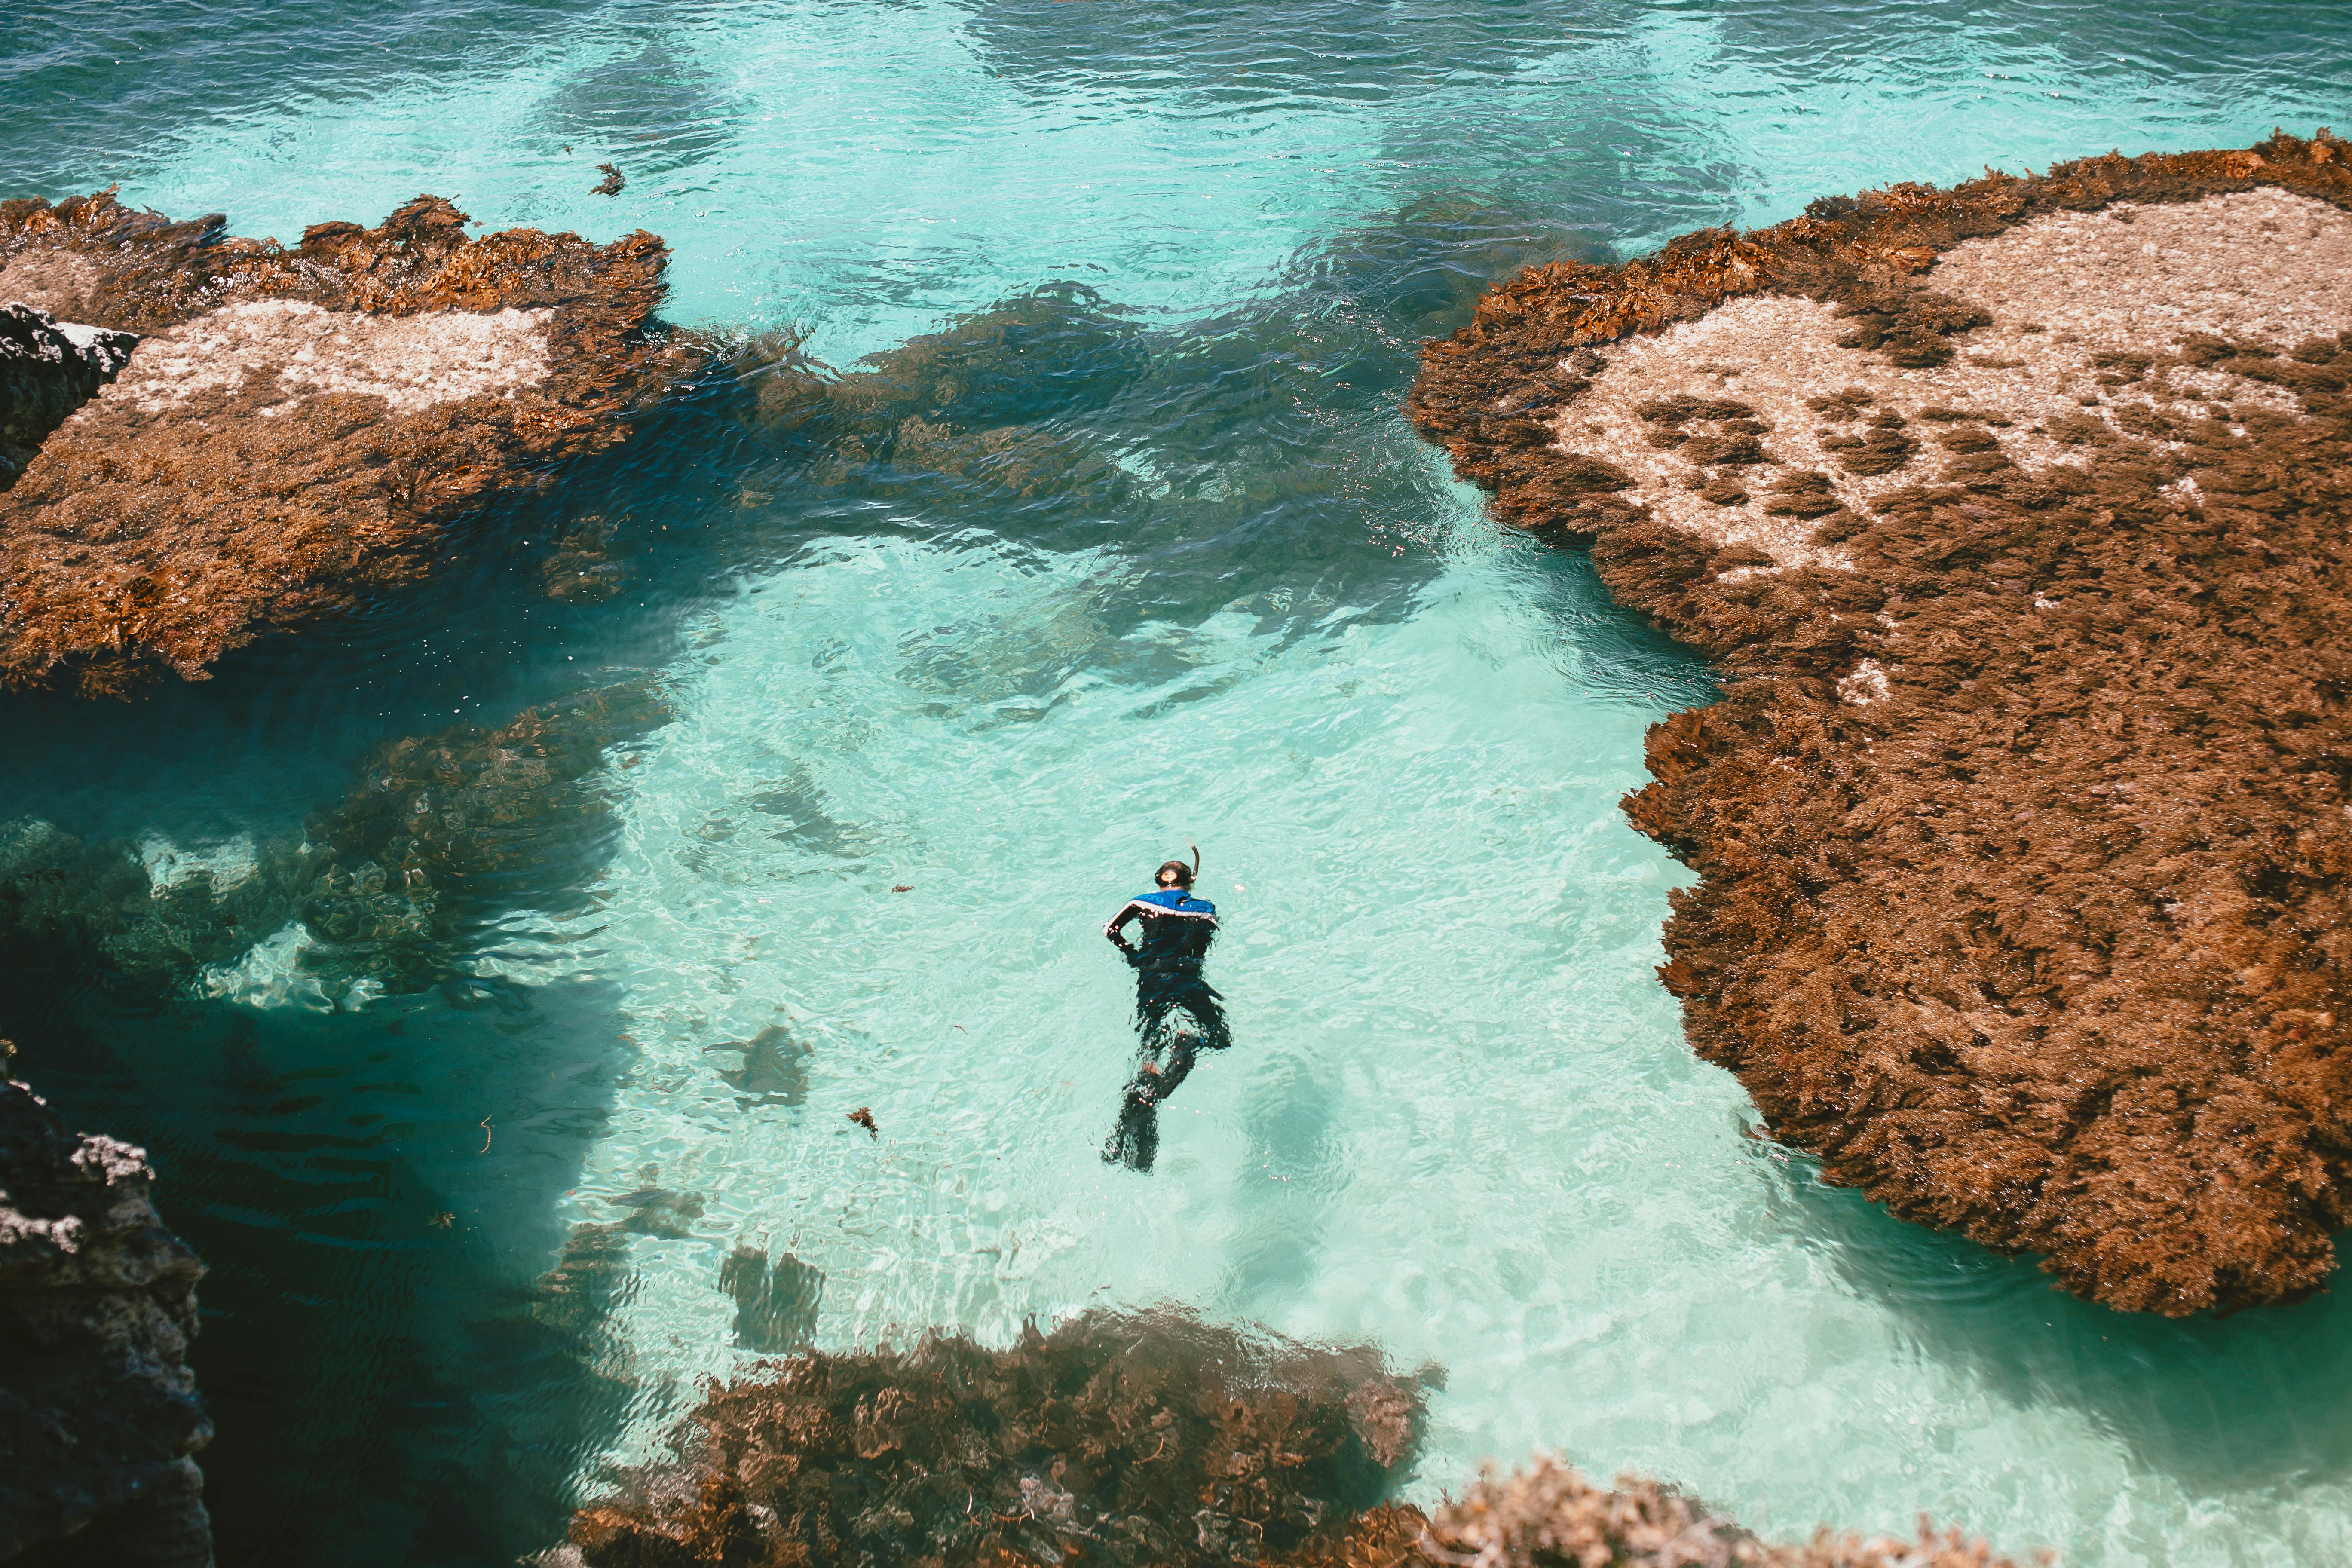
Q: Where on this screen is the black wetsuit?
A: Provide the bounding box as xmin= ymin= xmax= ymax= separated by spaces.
xmin=1102 ymin=887 xmax=1227 ymax=1169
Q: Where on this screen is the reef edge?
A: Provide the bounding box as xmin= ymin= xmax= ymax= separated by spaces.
xmin=1408 ymin=130 xmax=2352 ymax=1314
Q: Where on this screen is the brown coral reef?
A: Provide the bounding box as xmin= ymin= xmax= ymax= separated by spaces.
xmin=560 ymin=1311 xmax=1424 ymax=1568
xmin=0 ymin=190 xmax=692 ymax=695
xmin=552 ymin=1314 xmax=2021 ymax=1568
xmin=1420 ymin=1458 xmax=2017 ymax=1568
xmin=1409 ymin=131 xmax=2352 ymax=1313
xmin=0 ymin=1061 xmax=212 ymax=1567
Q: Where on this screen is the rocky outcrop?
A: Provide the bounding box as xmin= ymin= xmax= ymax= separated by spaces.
xmin=0 ymin=190 xmax=698 ymax=696
xmin=548 ymin=1311 xmax=2026 ymax=1568
xmin=558 ymin=1311 xmax=1425 ymax=1568
xmin=0 ymin=302 xmax=137 ymax=489
xmin=1408 ymin=132 xmax=2352 ymax=1313
xmin=0 ymin=1064 xmax=211 ymax=1566
xmin=1420 ymin=1457 xmax=2014 ymax=1568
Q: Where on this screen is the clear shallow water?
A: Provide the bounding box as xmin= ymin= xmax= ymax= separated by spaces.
xmin=4 ymin=3 xmax=2352 ymax=1565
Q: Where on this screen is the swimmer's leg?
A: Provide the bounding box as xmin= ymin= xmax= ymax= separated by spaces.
xmin=1147 ymin=1037 xmax=1202 ymax=1102
xmin=1102 ymin=1088 xmax=1158 ymax=1172
xmin=1105 ymin=980 xmax=1176 ymax=1170
xmin=1182 ymin=982 xmax=1232 ymax=1054
xmin=1134 ymin=980 xmax=1180 ymax=1055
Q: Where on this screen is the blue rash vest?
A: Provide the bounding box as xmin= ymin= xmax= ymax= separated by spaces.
xmin=1103 ymin=888 xmax=1219 ymax=975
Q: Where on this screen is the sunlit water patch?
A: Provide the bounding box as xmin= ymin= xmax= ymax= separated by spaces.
xmin=518 ymin=505 xmax=2352 ymax=1568
xmin=544 ymin=500 xmax=1705 ymax=1431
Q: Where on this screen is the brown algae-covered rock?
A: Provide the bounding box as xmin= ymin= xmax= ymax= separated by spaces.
xmin=550 ymin=1315 xmax=2031 ymax=1568
xmin=1409 ymin=132 xmax=2352 ymax=1314
xmin=0 ymin=1066 xmax=213 ymax=1566
xmin=0 ymin=190 xmax=694 ymax=696
xmin=1423 ymin=1456 xmax=2017 ymax=1568
xmin=563 ymin=1310 xmax=1424 ymax=1568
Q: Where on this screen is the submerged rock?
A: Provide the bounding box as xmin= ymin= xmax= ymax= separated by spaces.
xmin=707 ymin=1025 xmax=812 ymax=1108
xmin=0 ymin=1063 xmax=212 ymax=1566
xmin=564 ymin=1310 xmax=1424 ymax=1568
xmin=719 ymin=286 xmax=1134 ymax=508
xmin=1409 ymin=131 xmax=2352 ymax=1313
xmin=551 ymin=1311 xmax=2026 ymax=1568
xmin=0 ymin=190 xmax=697 ymax=696
xmin=0 ymin=301 xmax=137 ymax=489
xmin=535 ymin=1221 xmax=642 ymax=1346
xmin=0 ymin=679 xmax=671 ymax=996
xmin=715 ymin=1243 xmax=821 ymax=1354
xmin=0 ymin=818 xmax=287 ymax=984
xmin=286 ymin=679 xmax=674 ymax=990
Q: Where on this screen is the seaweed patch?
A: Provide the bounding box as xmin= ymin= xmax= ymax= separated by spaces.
xmin=551 ymin=1313 xmax=2029 ymax=1568
xmin=563 ymin=1310 xmax=1424 ymax=1568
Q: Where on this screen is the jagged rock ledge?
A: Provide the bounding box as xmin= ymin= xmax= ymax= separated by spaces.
xmin=0 ymin=1061 xmax=212 ymax=1566
xmin=0 ymin=190 xmax=699 ymax=697
xmin=545 ymin=1310 xmax=2017 ymax=1568
xmin=1409 ymin=131 xmax=2352 ymax=1314
xmin=0 ymin=301 xmax=137 ymax=487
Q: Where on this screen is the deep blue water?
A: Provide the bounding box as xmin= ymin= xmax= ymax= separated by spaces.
xmin=3 ymin=4 xmax=2351 ymax=1566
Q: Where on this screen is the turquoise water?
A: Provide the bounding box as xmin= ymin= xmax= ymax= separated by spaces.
xmin=4 ymin=3 xmax=2352 ymax=1565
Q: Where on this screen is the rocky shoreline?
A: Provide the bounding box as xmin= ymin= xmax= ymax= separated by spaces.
xmin=0 ymin=1061 xmax=211 ymax=1566
xmin=0 ymin=190 xmax=695 ymax=696
xmin=1410 ymin=132 xmax=2352 ymax=1314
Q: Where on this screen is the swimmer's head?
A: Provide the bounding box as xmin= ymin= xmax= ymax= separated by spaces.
xmin=1155 ymin=859 xmax=1194 ymax=890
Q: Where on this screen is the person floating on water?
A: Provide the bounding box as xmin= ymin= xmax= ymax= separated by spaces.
xmin=1100 ymin=844 xmax=1228 ymax=1171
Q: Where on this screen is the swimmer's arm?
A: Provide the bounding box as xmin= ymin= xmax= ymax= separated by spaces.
xmin=1103 ymin=901 xmax=1145 ymax=953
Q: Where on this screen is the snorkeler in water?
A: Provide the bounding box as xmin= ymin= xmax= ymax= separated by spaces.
xmin=1101 ymin=845 xmax=1228 ymax=1171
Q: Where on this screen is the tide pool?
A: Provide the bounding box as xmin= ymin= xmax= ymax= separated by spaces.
xmin=5 ymin=2 xmax=2352 ymax=1565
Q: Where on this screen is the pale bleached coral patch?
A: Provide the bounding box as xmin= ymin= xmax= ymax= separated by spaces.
xmin=1551 ymin=189 xmax=2352 ymax=575
xmin=1838 ymin=659 xmax=1891 ymax=707
xmin=104 ymin=298 xmax=552 ymax=416
xmin=1932 ymin=187 xmax=2352 ymax=354
xmin=1546 ymin=187 xmax=2352 ymax=697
